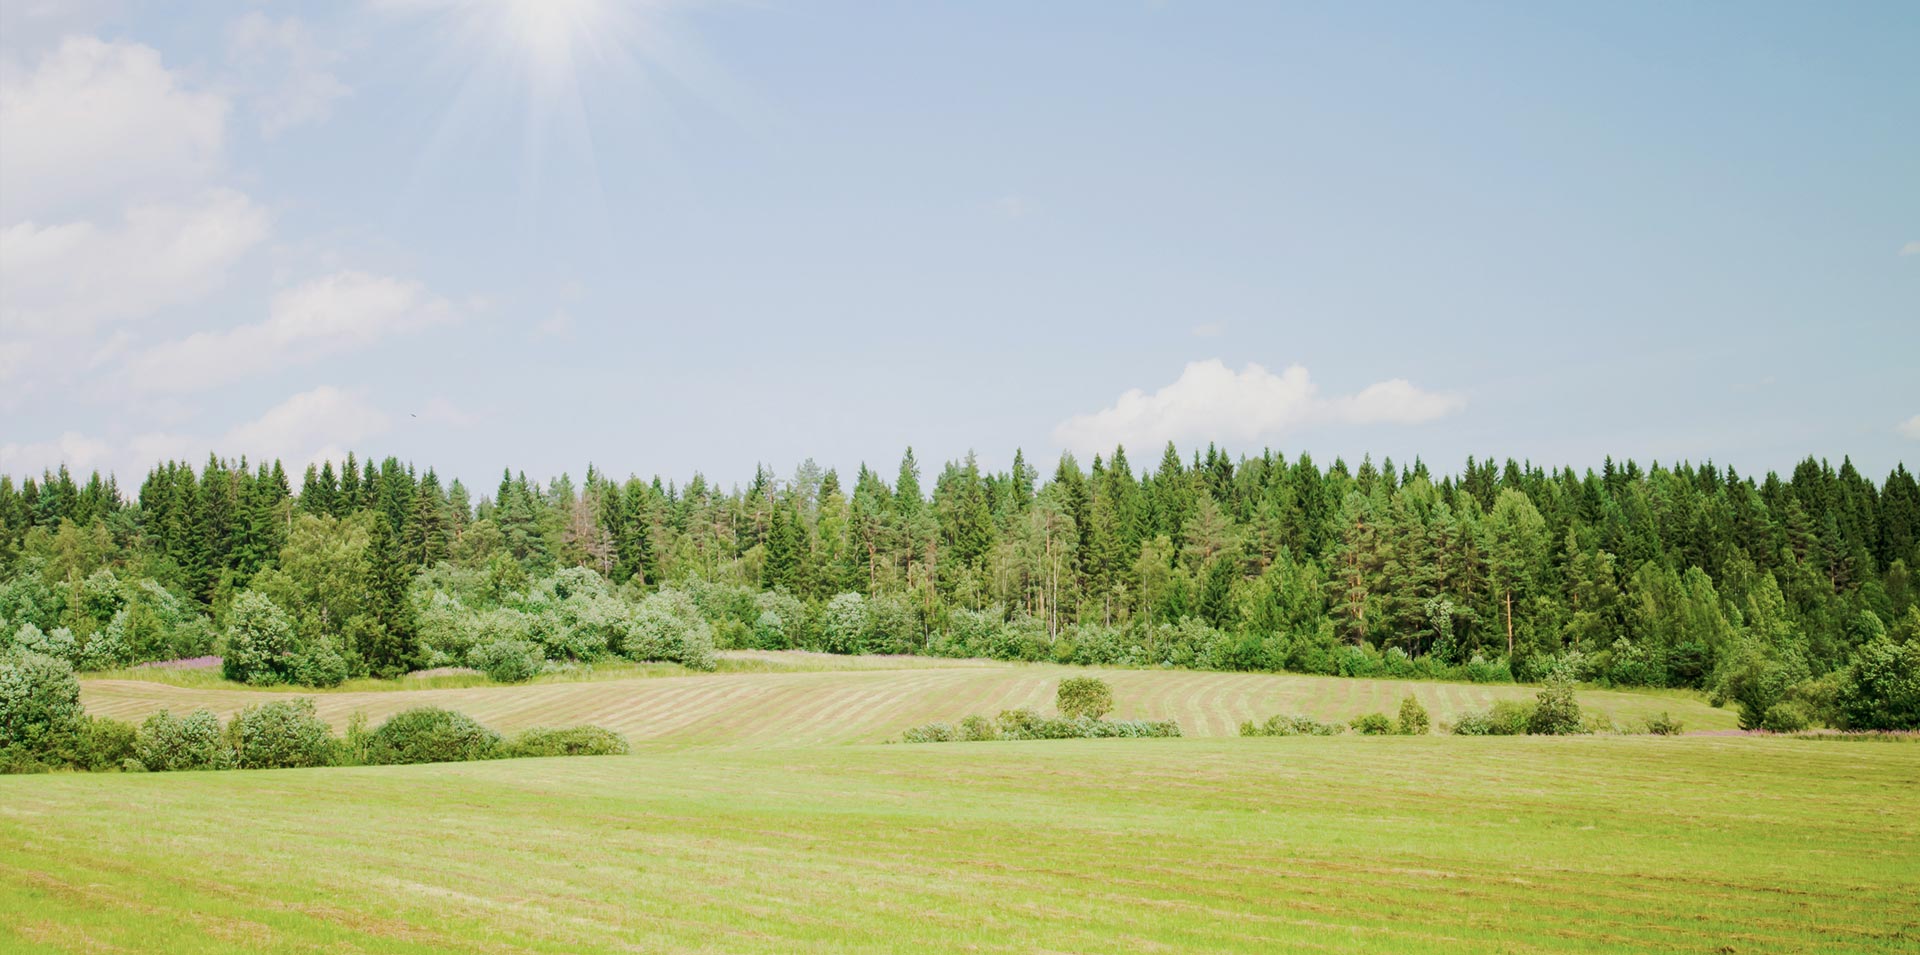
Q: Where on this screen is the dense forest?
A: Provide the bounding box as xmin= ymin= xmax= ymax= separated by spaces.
xmin=3 ymin=445 xmax=1917 ymax=730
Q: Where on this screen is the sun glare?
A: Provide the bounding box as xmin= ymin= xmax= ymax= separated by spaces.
xmin=498 ymin=0 xmax=607 ymax=85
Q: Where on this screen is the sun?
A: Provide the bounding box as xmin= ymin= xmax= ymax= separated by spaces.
xmin=495 ymin=0 xmax=609 ymax=89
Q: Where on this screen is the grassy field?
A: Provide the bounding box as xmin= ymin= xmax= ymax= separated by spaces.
xmin=5 ymin=656 xmax=1916 ymax=954
xmin=76 ymin=652 xmax=1740 ymax=745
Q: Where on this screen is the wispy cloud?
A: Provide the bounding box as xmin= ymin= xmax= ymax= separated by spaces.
xmin=1053 ymin=359 xmax=1466 ymax=455
xmin=1191 ymin=322 xmax=1225 ymax=338
xmin=127 ymin=271 xmax=458 ymax=393
xmin=1899 ymin=414 xmax=1920 ymax=441
xmin=1901 ymin=241 xmax=1920 ymax=257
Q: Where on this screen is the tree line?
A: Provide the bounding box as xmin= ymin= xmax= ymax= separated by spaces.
xmin=2 ymin=445 xmax=1917 ymax=729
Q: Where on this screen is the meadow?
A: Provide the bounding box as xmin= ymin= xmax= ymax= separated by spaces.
xmin=4 ymin=656 xmax=1916 ymax=954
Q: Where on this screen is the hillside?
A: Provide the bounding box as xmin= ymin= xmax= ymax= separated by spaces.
xmin=78 ymin=653 xmax=1740 ymax=745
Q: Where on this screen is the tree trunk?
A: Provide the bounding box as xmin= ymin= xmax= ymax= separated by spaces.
xmin=1504 ymin=588 xmax=1514 ymax=657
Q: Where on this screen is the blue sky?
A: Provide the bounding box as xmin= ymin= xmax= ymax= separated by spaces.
xmin=2 ymin=1 xmax=1914 ymax=491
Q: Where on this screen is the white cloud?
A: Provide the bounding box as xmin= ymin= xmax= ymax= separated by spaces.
xmin=226 ymin=13 xmax=349 ymax=136
xmin=1902 ymin=241 xmax=1920 ymax=257
xmin=0 ymin=37 xmax=227 ymax=221
xmin=222 ymin=386 xmax=390 ymax=466
xmin=1899 ymin=415 xmax=1920 ymax=441
xmin=1053 ymin=359 xmax=1467 ymax=455
xmin=4 ymin=386 xmax=394 ymax=478
xmin=1191 ymin=321 xmax=1225 ymax=338
xmin=0 ymin=431 xmax=113 ymax=475
xmin=128 ymin=271 xmax=457 ymax=392
xmin=0 ymin=189 xmax=269 ymax=332
xmin=1333 ymin=378 xmax=1469 ymax=425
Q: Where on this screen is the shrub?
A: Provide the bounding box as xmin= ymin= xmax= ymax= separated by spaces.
xmin=1240 ymin=714 xmax=1344 ymax=737
xmin=135 ymin=710 xmax=234 ymax=771
xmin=957 ymin=714 xmax=998 ymax=741
xmin=1396 ymin=695 xmax=1430 ymax=735
xmin=230 ymin=699 xmax=337 ymax=769
xmin=0 ymin=650 xmax=85 ymax=757
xmin=1350 ymin=712 xmax=1395 ymax=735
xmin=1056 ymin=677 xmax=1114 ymax=720
xmin=9 ymin=623 xmax=78 ymax=665
xmin=900 ymin=722 xmax=956 ymax=743
xmin=1450 ymin=700 xmax=1534 ymax=736
xmin=628 ymin=591 xmax=717 ymax=671
xmin=467 ymin=639 xmax=544 ymax=683
xmin=290 ymin=642 xmax=350 ymax=688
xmin=363 ymin=707 xmax=501 ymax=765
xmin=1527 ymin=680 xmax=1584 ymax=735
xmin=1761 ymin=701 xmax=1811 ymax=734
xmin=221 ymin=591 xmax=299 ymax=685
xmin=1643 ymin=712 xmax=1685 ymax=736
xmin=822 ymin=593 xmax=870 ymax=654
xmin=65 ymin=716 xmax=138 ymax=771
xmin=1835 ymin=637 xmax=1920 ymax=730
xmin=499 ymin=726 xmax=630 ymax=757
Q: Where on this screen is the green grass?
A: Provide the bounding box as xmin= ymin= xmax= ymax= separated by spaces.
xmin=8 ymin=656 xmax=1912 ymax=953
xmin=76 ymin=653 xmax=1741 ymax=744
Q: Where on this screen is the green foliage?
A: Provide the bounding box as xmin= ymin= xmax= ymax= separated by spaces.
xmin=1239 ymin=714 xmax=1345 ymax=736
xmin=1396 ymin=695 xmax=1430 ymax=735
xmin=65 ymin=716 xmax=138 ymax=771
xmin=230 ymin=699 xmax=338 ymax=769
xmin=1528 ymin=680 xmax=1585 ymax=735
xmin=1450 ymin=700 xmax=1535 ymax=736
xmin=1056 ymin=676 xmax=1114 ymax=720
xmin=135 ymin=710 xmax=234 ymax=771
xmin=1835 ymin=636 xmax=1920 ymax=730
xmin=467 ymin=638 xmax=544 ymax=683
xmin=0 ymin=650 xmax=85 ymax=756
xmin=363 ymin=707 xmax=502 ymax=765
xmin=499 ymin=726 xmax=630 ymax=758
xmin=1761 ymin=701 xmax=1812 ymax=733
xmin=1349 ymin=712 xmax=1396 ymax=735
xmin=221 ymin=590 xmax=300 ymax=685
xmin=1642 ymin=712 xmax=1685 ymax=735
xmin=905 ymin=708 xmax=1180 ymax=742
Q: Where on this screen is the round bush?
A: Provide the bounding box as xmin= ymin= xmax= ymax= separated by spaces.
xmin=135 ymin=710 xmax=234 ymax=771
xmin=364 ymin=707 xmax=502 ymax=765
xmin=1056 ymin=676 xmax=1114 ymax=720
xmin=1761 ymin=700 xmax=1811 ymax=733
xmin=0 ymin=650 xmax=85 ymax=756
xmin=467 ymin=638 xmax=544 ymax=683
xmin=1349 ymin=712 xmax=1395 ymax=735
xmin=221 ymin=591 xmax=299 ymax=686
xmin=230 ymin=698 xmax=338 ymax=769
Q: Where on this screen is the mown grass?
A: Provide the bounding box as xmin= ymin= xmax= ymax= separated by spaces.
xmin=77 ymin=653 xmax=1742 ymax=744
xmin=3 ymin=736 xmax=1915 ymax=954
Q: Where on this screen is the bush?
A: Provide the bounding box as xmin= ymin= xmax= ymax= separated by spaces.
xmin=957 ymin=714 xmax=998 ymax=741
xmin=1527 ymin=680 xmax=1584 ymax=735
xmin=1056 ymin=676 xmax=1114 ymax=720
xmin=221 ymin=591 xmax=300 ymax=685
xmin=1350 ymin=713 xmax=1395 ymax=735
xmin=1396 ymin=695 xmax=1430 ymax=735
xmin=628 ymin=591 xmax=718 ymax=671
xmin=499 ymin=726 xmax=630 ymax=757
xmin=0 ymin=650 xmax=86 ymax=757
xmin=467 ymin=639 xmax=544 ymax=683
xmin=135 ymin=710 xmax=234 ymax=771
xmin=291 ymin=642 xmax=349 ymax=688
xmin=64 ymin=716 xmax=138 ymax=771
xmin=1761 ymin=700 xmax=1811 ymax=733
xmin=1450 ymin=700 xmax=1534 ymax=736
xmin=1240 ymin=714 xmax=1345 ymax=737
xmin=1835 ymin=637 xmax=1920 ymax=730
xmin=364 ymin=707 xmax=502 ymax=765
xmin=900 ymin=722 xmax=956 ymax=743
xmin=230 ymin=699 xmax=337 ymax=769
xmin=1643 ymin=712 xmax=1685 ymax=735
